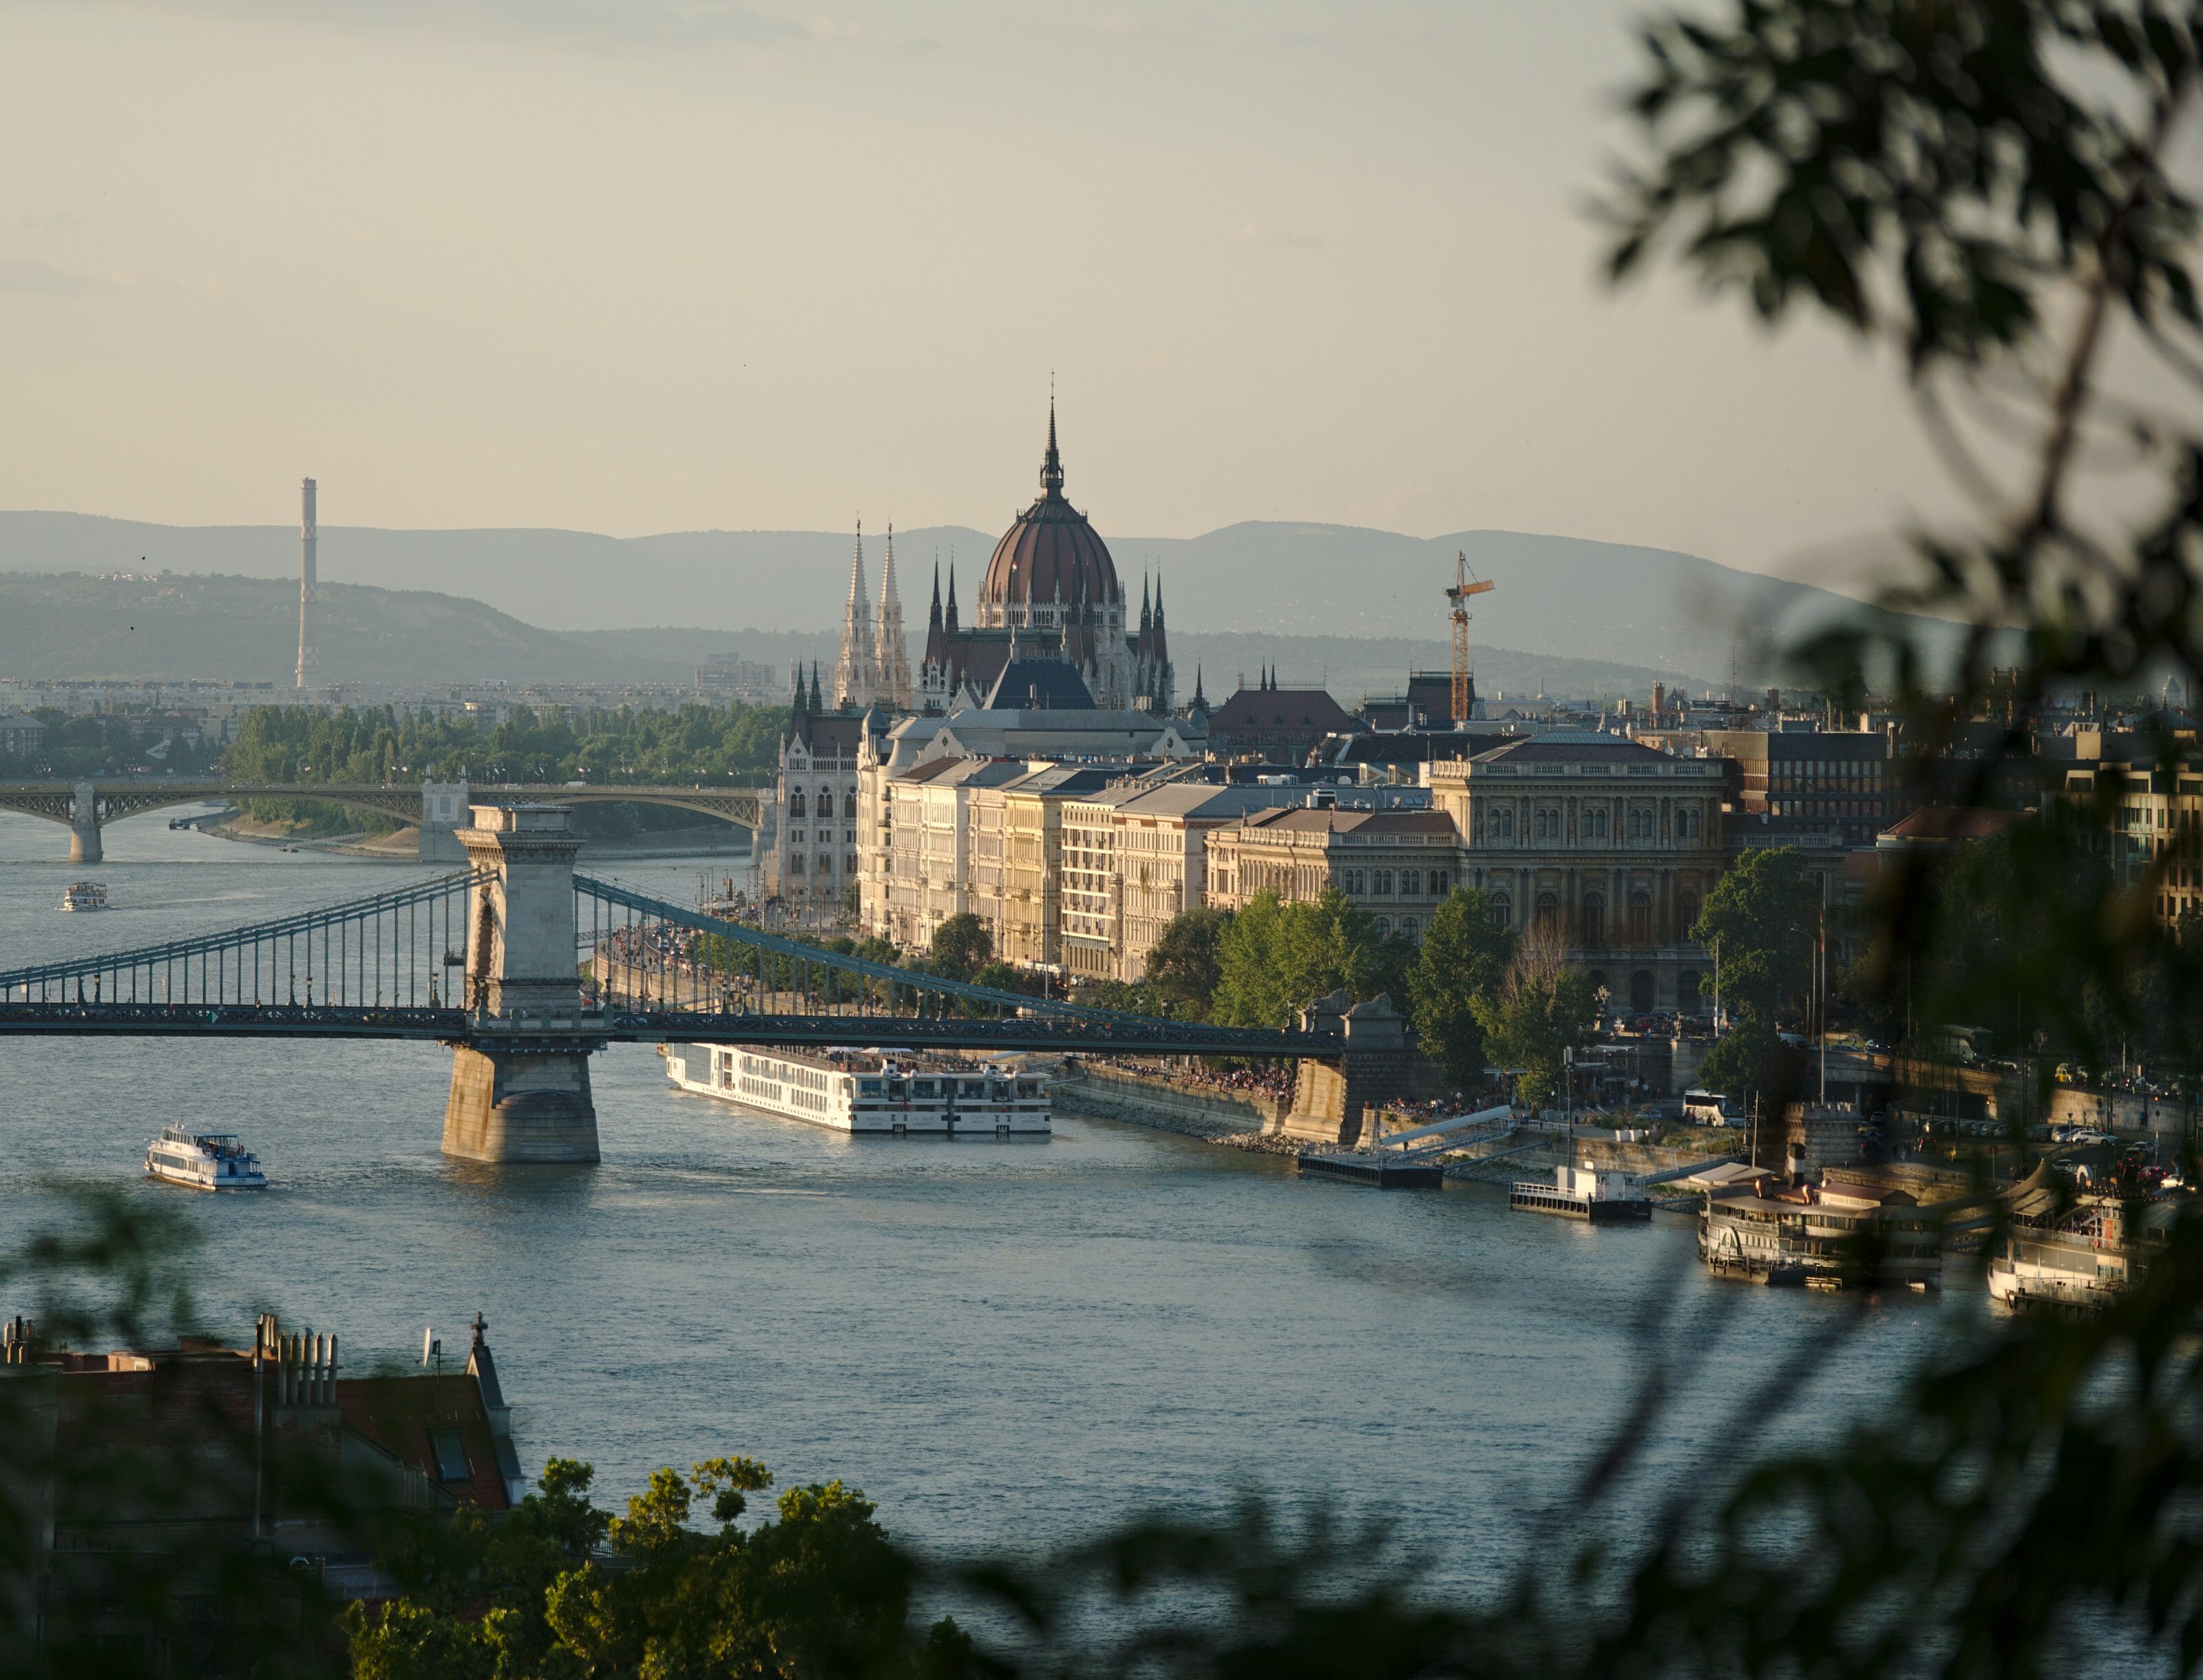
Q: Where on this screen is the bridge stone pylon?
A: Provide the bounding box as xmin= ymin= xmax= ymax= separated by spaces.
xmin=441 ymin=803 xmax=603 ymax=1165
xmin=71 ymin=781 xmax=101 ymax=865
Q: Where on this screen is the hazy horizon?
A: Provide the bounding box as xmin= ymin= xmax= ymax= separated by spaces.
xmin=0 ymin=0 xmax=1968 ymax=602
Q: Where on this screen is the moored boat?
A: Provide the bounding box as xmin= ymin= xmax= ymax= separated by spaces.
xmin=145 ymin=1125 xmax=268 ymax=1191
xmin=663 ymin=1043 xmax=1050 ymax=1136
xmin=1700 ymin=1175 xmax=1942 ymax=1288
xmin=1510 ymin=1161 xmax=1653 ymax=1222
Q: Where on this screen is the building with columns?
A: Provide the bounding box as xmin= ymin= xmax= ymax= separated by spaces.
xmin=1428 ymin=732 xmax=1725 ymax=1017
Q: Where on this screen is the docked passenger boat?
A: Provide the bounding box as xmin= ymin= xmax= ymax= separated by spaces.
xmin=662 ymin=1043 xmax=1051 ymax=1136
xmin=145 ymin=1125 xmax=268 ymax=1191
xmin=59 ymin=881 xmax=108 ymax=911
xmin=1510 ymin=1161 xmax=1652 ymax=1222
xmin=1986 ymin=1193 xmax=2175 ymax=1314
xmin=1699 ymin=1174 xmax=1942 ymax=1288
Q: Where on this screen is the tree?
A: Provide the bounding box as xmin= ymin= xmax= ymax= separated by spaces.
xmin=1470 ymin=922 xmax=1599 ymax=1108
xmin=927 ymin=913 xmax=992 ymax=983
xmin=1405 ymin=887 xmax=1515 ymax=1088
xmin=1211 ymin=889 xmax=1411 ymax=1029
xmin=351 ymin=1456 xmax=973 ymax=1680
xmin=1691 ymin=847 xmax=1815 ymax=1026
xmin=1143 ymin=906 xmax=1232 ymax=1019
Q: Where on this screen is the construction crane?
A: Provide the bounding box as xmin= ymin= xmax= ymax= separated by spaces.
xmin=1445 ymin=551 xmax=1495 ymax=724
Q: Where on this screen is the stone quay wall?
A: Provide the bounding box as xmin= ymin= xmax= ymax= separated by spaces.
xmin=1053 ymin=1066 xmax=1285 ymax=1141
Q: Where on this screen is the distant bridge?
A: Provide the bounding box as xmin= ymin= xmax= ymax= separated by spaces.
xmin=0 ymin=800 xmax=1369 ymax=1165
xmin=0 ymin=778 xmax=761 ymax=862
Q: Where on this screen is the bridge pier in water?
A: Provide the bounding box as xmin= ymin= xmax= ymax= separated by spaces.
xmin=442 ymin=803 xmax=602 ymax=1165
xmin=70 ymin=782 xmax=101 ymax=864
xmin=1280 ymin=992 xmax=1410 ymax=1148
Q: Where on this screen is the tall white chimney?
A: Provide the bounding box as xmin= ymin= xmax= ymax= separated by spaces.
xmin=295 ymin=477 xmax=317 ymax=688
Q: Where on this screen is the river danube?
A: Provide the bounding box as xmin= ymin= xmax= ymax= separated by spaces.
xmin=0 ymin=809 xmax=1950 ymax=1588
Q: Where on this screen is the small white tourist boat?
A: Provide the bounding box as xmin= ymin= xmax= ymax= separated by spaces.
xmin=145 ymin=1125 xmax=268 ymax=1191
xmin=60 ymin=881 xmax=109 ymax=911
xmin=663 ymin=1043 xmax=1051 ymax=1136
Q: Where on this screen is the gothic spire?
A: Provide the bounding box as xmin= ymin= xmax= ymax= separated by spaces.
xmin=945 ymin=557 xmax=959 ymax=631
xmin=834 ymin=520 xmax=876 ymax=708
xmin=929 ymin=557 xmax=942 ymax=633
xmin=1040 ymin=396 xmax=1064 ymax=497
xmin=1139 ymin=573 xmax=1152 ymax=639
xmin=876 ymin=522 xmax=911 ymax=709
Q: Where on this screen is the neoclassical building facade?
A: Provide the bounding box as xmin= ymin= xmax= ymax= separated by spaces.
xmin=1428 ymin=733 xmax=1726 ymax=1016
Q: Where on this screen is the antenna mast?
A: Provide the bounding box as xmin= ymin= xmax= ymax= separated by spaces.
xmin=1444 ymin=551 xmax=1495 ymax=723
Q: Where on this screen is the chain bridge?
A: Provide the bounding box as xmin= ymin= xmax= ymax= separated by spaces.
xmin=0 ymin=802 xmax=1389 ymax=1164
xmin=0 ymin=778 xmax=761 ymax=863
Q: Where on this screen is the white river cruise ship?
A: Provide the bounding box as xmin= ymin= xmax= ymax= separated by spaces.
xmin=145 ymin=1125 xmax=268 ymax=1191
xmin=664 ymin=1044 xmax=1051 ymax=1136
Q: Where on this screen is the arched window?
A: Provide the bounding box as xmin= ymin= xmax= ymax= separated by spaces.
xmin=1630 ymin=970 xmax=1656 ymax=1013
xmin=790 ymin=791 xmax=807 ymax=819
xmin=1678 ymin=893 xmax=1699 ymax=936
xmin=818 ymin=787 xmax=833 ymax=812
xmin=1375 ymin=869 xmax=1393 ymax=895
xmin=1430 ymin=869 xmax=1450 ymax=895
xmin=844 ymin=790 xmax=858 ymax=818
xmin=1677 ymin=807 xmax=1699 ymax=841
xmin=1586 ymin=809 xmax=1607 ymax=840
xmin=1629 ymin=893 xmax=1653 ymax=944
xmin=1401 ymin=869 xmax=1421 ymax=897
xmin=1493 ymin=809 xmax=1515 ymax=840
xmin=1375 ymin=916 xmax=1393 ymax=935
xmin=1491 ymin=894 xmax=1513 ymax=926
xmin=790 ymin=854 xmax=806 ymax=875
xmin=1581 ymin=893 xmax=1605 ymax=948
xmin=1400 ymin=917 xmax=1420 ymax=943
xmin=1536 ymin=891 xmax=1560 ymax=931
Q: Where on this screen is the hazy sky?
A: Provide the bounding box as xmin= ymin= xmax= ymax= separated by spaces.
xmin=1 ymin=0 xmax=1959 ymax=588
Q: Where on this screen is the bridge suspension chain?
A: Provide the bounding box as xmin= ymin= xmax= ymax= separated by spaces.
xmin=0 ymin=871 xmax=481 ymax=1012
xmin=575 ymin=873 xmax=1130 ymax=1023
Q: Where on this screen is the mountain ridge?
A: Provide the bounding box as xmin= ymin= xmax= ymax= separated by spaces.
xmin=0 ymin=509 xmax=1937 ymax=686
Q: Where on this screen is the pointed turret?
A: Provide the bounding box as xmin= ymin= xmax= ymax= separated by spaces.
xmin=1148 ymin=569 xmax=1172 ymax=710
xmin=1040 ymin=397 xmax=1064 ymax=498
xmin=945 ymin=558 xmax=959 ymax=631
xmin=1139 ymin=574 xmax=1152 ymax=641
xmin=833 ymin=521 xmax=876 ymax=709
xmin=929 ymin=558 xmax=942 ymax=634
xmin=876 ymin=522 xmax=911 ymax=709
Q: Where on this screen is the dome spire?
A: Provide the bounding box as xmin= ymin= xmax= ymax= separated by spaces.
xmin=1040 ymin=390 xmax=1064 ymax=497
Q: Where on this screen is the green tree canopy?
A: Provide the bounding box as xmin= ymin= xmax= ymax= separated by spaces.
xmin=1210 ymin=889 xmax=1411 ymax=1030
xmin=1405 ymin=887 xmax=1516 ymax=1089
xmin=1142 ymin=906 xmax=1232 ymax=1018
xmin=1690 ymin=847 xmax=1815 ymax=1028
xmin=1471 ymin=925 xmax=1599 ymax=1109
xmin=927 ymin=913 xmax=993 ymax=983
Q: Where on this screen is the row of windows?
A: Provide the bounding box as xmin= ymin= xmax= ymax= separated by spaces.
xmin=788 ymin=789 xmax=857 ymax=819
xmin=1336 ymin=867 xmax=1452 ymax=897
xmin=1487 ymin=806 xmax=1704 ymax=842
xmin=786 ymin=853 xmax=858 ymax=877
xmin=1483 ymin=889 xmax=1701 ymax=944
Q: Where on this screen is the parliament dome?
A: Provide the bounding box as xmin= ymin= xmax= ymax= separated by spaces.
xmin=978 ymin=407 xmax=1121 ymax=615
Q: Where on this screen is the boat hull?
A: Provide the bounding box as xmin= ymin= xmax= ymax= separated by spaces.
xmin=665 ymin=1044 xmax=1050 ymax=1136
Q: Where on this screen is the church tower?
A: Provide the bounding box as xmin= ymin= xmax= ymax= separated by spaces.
xmin=875 ymin=524 xmax=913 ymax=709
xmin=833 ymin=522 xmax=876 ymax=710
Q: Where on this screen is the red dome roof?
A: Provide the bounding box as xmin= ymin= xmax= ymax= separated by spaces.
xmin=980 ymin=409 xmax=1120 ymax=610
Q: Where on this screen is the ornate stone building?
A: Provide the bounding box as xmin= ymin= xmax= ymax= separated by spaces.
xmin=919 ymin=406 xmax=1172 ymax=713
xmin=1427 ymin=732 xmax=1725 ymax=1016
xmin=765 ymin=663 xmax=890 ymax=913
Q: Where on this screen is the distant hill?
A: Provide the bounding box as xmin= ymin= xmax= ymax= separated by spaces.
xmin=0 ymin=573 xmax=706 ymax=686
xmin=0 ymin=571 xmax=1707 ymax=703
xmin=0 ymin=510 xmax=1957 ymax=689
